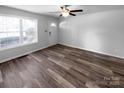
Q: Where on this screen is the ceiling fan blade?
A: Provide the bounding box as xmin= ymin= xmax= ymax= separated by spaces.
xmin=70 ymin=9 xmax=83 ymax=12
xmin=60 ymin=6 xmax=64 ymax=10
xmin=69 ymin=13 xmax=76 ymax=16
xmin=59 ymin=14 xmax=62 ymax=17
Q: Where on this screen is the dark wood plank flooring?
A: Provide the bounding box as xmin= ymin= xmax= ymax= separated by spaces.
xmin=0 ymin=44 xmax=124 ymax=88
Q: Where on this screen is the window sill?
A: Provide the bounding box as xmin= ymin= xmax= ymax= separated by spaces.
xmin=0 ymin=42 xmax=38 ymax=52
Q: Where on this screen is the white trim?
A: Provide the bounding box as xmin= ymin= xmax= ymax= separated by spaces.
xmin=0 ymin=42 xmax=38 ymax=52
xmin=0 ymin=14 xmax=38 ymax=52
xmin=1 ymin=42 xmax=123 ymax=64
xmin=20 ymin=19 xmax=23 ymax=43
xmin=0 ymin=44 xmax=53 ymax=63
xmin=58 ymin=42 xmax=124 ymax=59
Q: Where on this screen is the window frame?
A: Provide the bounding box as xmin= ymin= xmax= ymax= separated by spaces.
xmin=0 ymin=14 xmax=38 ymax=51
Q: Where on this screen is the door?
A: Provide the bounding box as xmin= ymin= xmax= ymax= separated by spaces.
xmin=48 ymin=22 xmax=58 ymax=46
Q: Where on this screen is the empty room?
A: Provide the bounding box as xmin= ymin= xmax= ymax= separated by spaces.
xmin=0 ymin=5 xmax=124 ymax=88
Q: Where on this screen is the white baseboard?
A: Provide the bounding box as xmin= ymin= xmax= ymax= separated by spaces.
xmin=1 ymin=42 xmax=123 ymax=64
xmin=0 ymin=44 xmax=56 ymax=64
xmin=58 ymin=42 xmax=124 ymax=59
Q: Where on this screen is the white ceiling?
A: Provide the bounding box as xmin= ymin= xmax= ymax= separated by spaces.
xmin=6 ymin=5 xmax=124 ymax=18
xmin=6 ymin=5 xmax=85 ymax=17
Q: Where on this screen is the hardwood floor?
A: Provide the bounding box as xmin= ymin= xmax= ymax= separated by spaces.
xmin=0 ymin=44 xmax=124 ymax=88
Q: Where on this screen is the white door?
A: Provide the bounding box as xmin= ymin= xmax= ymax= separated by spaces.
xmin=48 ymin=22 xmax=58 ymax=46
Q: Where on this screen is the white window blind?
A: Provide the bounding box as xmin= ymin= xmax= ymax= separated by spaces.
xmin=0 ymin=15 xmax=38 ymax=49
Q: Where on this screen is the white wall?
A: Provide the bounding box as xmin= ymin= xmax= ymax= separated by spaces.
xmin=1 ymin=5 xmax=124 ymax=63
xmin=0 ymin=6 xmax=58 ymax=63
xmin=59 ymin=6 xmax=124 ymax=59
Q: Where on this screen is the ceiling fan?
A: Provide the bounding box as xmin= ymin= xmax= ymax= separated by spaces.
xmin=59 ymin=5 xmax=83 ymax=17
xmin=48 ymin=5 xmax=83 ymax=17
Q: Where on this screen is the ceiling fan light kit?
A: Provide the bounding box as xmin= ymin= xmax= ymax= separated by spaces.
xmin=62 ymin=12 xmax=69 ymax=17
xmin=46 ymin=5 xmax=83 ymax=17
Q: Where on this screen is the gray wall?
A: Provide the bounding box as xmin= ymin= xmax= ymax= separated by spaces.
xmin=59 ymin=5 xmax=124 ymax=59
xmin=1 ymin=5 xmax=124 ymax=63
xmin=0 ymin=6 xmax=59 ymax=63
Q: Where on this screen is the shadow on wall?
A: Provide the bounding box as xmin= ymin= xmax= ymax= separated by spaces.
xmin=59 ymin=5 xmax=124 ymax=59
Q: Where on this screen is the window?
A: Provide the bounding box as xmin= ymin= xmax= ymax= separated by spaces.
xmin=0 ymin=15 xmax=38 ymax=50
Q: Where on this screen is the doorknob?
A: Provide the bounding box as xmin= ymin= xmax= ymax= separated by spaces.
xmin=49 ymin=32 xmax=51 ymax=35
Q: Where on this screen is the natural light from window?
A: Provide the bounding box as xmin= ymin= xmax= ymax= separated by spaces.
xmin=0 ymin=15 xmax=38 ymax=50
